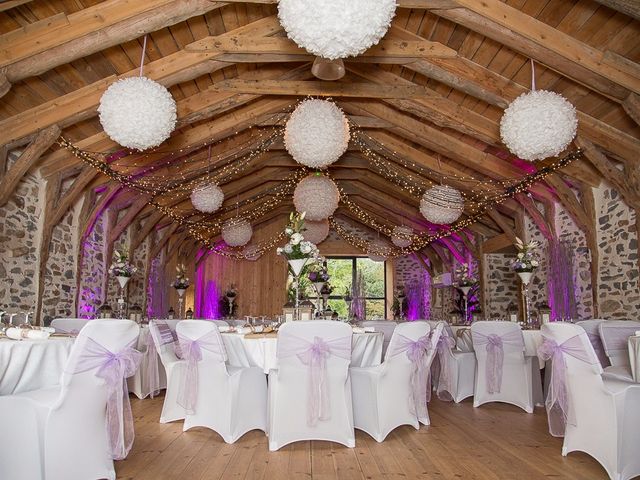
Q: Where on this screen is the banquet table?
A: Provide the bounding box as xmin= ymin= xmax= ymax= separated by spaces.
xmin=221 ymin=331 xmax=384 ymax=374
xmin=0 ymin=337 xmax=74 ymax=395
xmin=629 ymin=336 xmax=640 ymax=383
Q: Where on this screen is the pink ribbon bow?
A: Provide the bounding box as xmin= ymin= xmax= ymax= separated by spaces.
xmin=472 ymin=329 xmax=523 ymax=394
xmin=389 ymin=333 xmax=432 ymax=418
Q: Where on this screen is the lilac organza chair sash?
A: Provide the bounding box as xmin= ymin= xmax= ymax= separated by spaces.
xmin=538 ymin=334 xmax=597 ymax=437
xmin=176 ymin=329 xmax=227 ymax=414
xmin=435 ymin=332 xmax=456 ymax=401
xmin=388 ymin=333 xmax=432 ymax=418
xmin=472 ymin=329 xmax=524 ymax=394
xmin=585 ymin=332 xmax=609 ymax=367
xmin=67 ymin=337 xmax=142 ymax=460
xmin=144 ymin=330 xmax=160 ymax=398
xmin=277 ymin=333 xmax=352 ymax=427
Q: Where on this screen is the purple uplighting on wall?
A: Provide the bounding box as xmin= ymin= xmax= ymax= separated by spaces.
xmin=195 ymin=262 xmax=222 ymax=319
xmin=407 ymin=270 xmax=431 ymax=320
xmin=547 ymin=239 xmax=578 ymax=320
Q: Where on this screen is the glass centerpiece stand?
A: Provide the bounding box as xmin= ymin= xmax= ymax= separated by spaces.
xmin=288 ymin=258 xmax=308 ymax=321
xmin=517 ymin=270 xmax=533 ymax=328
xmin=459 ymin=285 xmax=472 ymax=324
xmin=175 ymin=287 xmax=187 ymax=319
xmin=115 ymin=275 xmax=130 ymax=319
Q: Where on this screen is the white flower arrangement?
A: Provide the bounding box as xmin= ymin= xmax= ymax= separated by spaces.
xmin=98 ymin=76 xmax=177 ymax=151
xmin=512 ymin=237 xmax=541 ymax=272
xmin=277 ymin=212 xmax=322 ymax=261
xmin=173 ymin=264 xmax=189 ymax=289
xmin=277 ymin=0 xmax=397 ymax=60
xmin=455 ymin=263 xmax=476 ymax=287
xmin=108 ymin=249 xmax=137 ymax=277
xmin=293 ymin=174 xmax=340 ymax=221
xmin=284 ymin=99 xmax=350 ymax=169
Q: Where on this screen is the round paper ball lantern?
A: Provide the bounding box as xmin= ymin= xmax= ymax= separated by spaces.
xmin=98 ymin=76 xmax=177 ymax=151
xmin=367 ymin=239 xmax=389 ymax=262
xmin=391 ymin=225 xmax=413 ymax=248
xmin=500 ymin=90 xmax=578 ymax=161
xmin=293 ymin=174 xmax=340 ymax=221
xmin=278 ymin=0 xmax=397 ymax=60
xmin=284 ymin=99 xmax=350 ymax=169
xmin=420 ymin=185 xmax=464 ymax=225
xmin=221 ymin=219 xmax=252 ymax=247
xmin=190 ymin=184 xmax=224 ymax=213
xmin=302 ymin=219 xmax=330 ymax=244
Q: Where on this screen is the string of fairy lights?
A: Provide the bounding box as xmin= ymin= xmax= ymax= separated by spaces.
xmin=58 ymin=102 xmax=583 ymax=259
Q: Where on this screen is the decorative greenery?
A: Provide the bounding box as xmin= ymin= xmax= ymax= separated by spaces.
xmin=172 ymin=263 xmax=189 ymax=289
xmin=308 ymin=265 xmax=330 ymax=283
xmin=109 ymin=248 xmax=137 ymax=277
xmin=455 ymin=263 xmax=476 ymax=287
xmin=512 ymin=237 xmax=540 ymax=272
xmin=277 ymin=211 xmax=322 ymax=261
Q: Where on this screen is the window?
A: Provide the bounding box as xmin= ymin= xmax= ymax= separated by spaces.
xmin=325 ymin=257 xmax=386 ymax=319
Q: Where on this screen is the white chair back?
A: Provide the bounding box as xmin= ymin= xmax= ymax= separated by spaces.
xmin=598 ymin=320 xmax=640 ymax=366
xmin=149 ymin=319 xmax=180 ymax=367
xmin=575 ymin=319 xmax=609 ymax=367
xmin=362 ymin=320 xmax=397 ymax=356
xmin=51 ymin=318 xmax=92 ymax=334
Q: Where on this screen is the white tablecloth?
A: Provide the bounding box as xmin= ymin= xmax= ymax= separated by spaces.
xmin=629 ymin=336 xmax=640 ymax=383
xmin=221 ymin=332 xmax=384 ymax=374
xmin=0 ymin=337 xmax=74 ymax=395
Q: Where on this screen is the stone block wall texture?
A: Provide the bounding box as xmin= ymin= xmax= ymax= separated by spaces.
xmin=0 ymin=173 xmax=42 ymax=312
xmin=78 ymin=212 xmax=107 ymax=318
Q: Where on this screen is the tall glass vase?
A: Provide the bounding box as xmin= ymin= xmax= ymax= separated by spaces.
xmin=517 ymin=271 xmax=533 ymax=327
xmin=459 ymin=286 xmax=471 ymax=324
xmin=288 ymin=258 xmax=308 ymax=321
xmin=116 ymin=276 xmax=130 ymax=319
xmin=176 ymin=288 xmax=186 ymax=319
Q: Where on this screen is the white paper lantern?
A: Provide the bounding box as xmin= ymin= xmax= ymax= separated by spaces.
xmin=293 ymin=174 xmax=340 ymax=221
xmin=368 ymin=239 xmax=389 ymax=262
xmin=500 ymin=90 xmax=578 ymax=161
xmin=98 ymin=76 xmax=177 ymax=151
xmin=190 ymin=184 xmax=224 ymax=213
xmin=420 ymin=185 xmax=464 ymax=225
xmin=242 ymin=245 xmax=262 ymax=261
xmin=285 ymin=99 xmax=350 ymax=169
xmin=278 ymin=0 xmax=397 ymax=60
xmin=221 ymin=218 xmax=252 ymax=247
xmin=303 ymin=219 xmax=330 ymax=244
xmin=391 ymin=225 xmax=413 ymax=248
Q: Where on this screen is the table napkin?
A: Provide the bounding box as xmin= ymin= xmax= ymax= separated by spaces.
xmin=5 ymin=327 xmax=50 ymax=340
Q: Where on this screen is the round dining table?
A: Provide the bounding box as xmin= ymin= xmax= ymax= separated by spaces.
xmin=0 ymin=336 xmax=74 ymax=395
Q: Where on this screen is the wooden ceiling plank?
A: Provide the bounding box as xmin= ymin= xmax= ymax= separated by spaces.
xmin=590 ymin=0 xmax=640 ymax=22
xmin=622 ymin=93 xmax=640 ymax=127
xmin=0 ymin=124 xmax=60 ymax=207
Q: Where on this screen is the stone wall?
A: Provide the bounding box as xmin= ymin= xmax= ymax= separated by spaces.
xmin=0 ymin=173 xmax=42 ymax=312
xmin=78 ymin=212 xmax=107 ymax=318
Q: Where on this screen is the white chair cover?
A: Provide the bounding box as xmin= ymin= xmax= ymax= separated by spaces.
xmin=350 ymin=321 xmax=442 ymax=442
xmin=599 ymin=320 xmax=640 ymax=382
xmin=575 ymin=319 xmax=610 ymax=367
xmin=362 ymin=320 xmax=397 ymax=357
xmin=148 ymin=319 xmax=186 ymax=423
xmin=13 ymin=320 xmax=140 ymax=480
xmin=432 ymin=322 xmax=475 ymax=403
xmin=0 ymin=396 xmax=44 ymax=479
xmin=456 ymin=328 xmax=474 ymax=352
xmin=177 ymin=320 xmax=267 ymax=443
xmin=540 ymin=322 xmax=640 ymax=480
xmin=471 ymin=321 xmax=535 ymax=413
xmin=50 ymin=317 xmax=92 ymax=335
xmin=268 ymin=321 xmax=354 ymax=451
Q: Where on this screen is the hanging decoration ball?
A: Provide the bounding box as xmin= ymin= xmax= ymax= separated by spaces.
xmin=221 ymin=218 xmax=253 ymax=247
xmin=293 ymin=174 xmax=340 ymax=221
xmin=190 ymin=184 xmax=224 ymax=214
xmin=98 ymin=77 xmax=177 ymax=151
xmin=420 ymin=185 xmax=464 ymax=225
xmin=500 ymin=90 xmax=578 ymax=161
xmin=242 ymin=245 xmax=262 ymax=261
xmin=284 ymin=99 xmax=350 ymax=169
xmin=368 ymin=239 xmax=389 ymax=263
xmin=391 ymin=225 xmax=413 ymax=248
xmin=277 ymin=0 xmax=397 ymax=60
xmin=302 ymin=219 xmax=330 ymax=245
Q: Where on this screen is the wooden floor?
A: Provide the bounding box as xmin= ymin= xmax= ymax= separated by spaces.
xmin=116 ymin=394 xmax=608 ymax=480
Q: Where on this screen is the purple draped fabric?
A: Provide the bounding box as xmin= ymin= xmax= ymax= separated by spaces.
xmin=388 ymin=333 xmax=432 ymax=418
xmin=278 ymin=333 xmax=352 ymax=427
xmin=537 ymin=334 xmax=596 ymax=437
xmin=176 ymin=329 xmax=227 ymax=415
xmin=585 ymin=332 xmax=610 ymax=368
xmin=144 ymin=330 xmax=160 ymax=398
xmin=67 ymin=337 xmax=142 ymax=460
xmin=472 ymin=329 xmax=523 ymax=394
xmin=435 ymin=331 xmax=456 ymax=401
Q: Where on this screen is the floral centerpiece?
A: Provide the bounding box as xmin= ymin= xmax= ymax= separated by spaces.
xmin=455 ymin=263 xmax=476 ymax=287
xmin=109 ymin=248 xmax=137 ymax=278
xmin=224 ymin=285 xmax=238 ymax=319
xmin=308 ymin=267 xmax=330 ymax=284
xmin=173 ymin=264 xmax=189 ymax=290
xmin=391 ymin=286 xmax=407 ymax=320
xmin=277 ymin=211 xmax=321 ymax=269
xmin=512 ymin=237 xmax=540 ymax=272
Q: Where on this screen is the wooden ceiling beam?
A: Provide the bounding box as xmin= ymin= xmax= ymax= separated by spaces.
xmin=623 ymin=93 xmax=640 ymax=127
xmin=590 ymin=0 xmax=640 ymax=21
xmin=0 ymin=15 xmax=282 ymax=146
xmin=0 ymin=0 xmax=228 ymax=92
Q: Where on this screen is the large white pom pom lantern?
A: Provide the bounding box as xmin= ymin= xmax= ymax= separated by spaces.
xmin=420 ymin=185 xmax=464 ymax=225
xmin=303 ymin=219 xmax=330 ymax=244
xmin=368 ymin=239 xmax=389 ymax=263
xmin=278 ymin=0 xmax=397 ymax=60
xmin=98 ymin=77 xmax=177 ymax=151
xmin=293 ymin=174 xmax=340 ymax=221
xmin=391 ymin=225 xmax=413 ymax=248
xmin=191 ymin=184 xmax=224 ymax=213
xmin=500 ymin=90 xmax=577 ymax=161
xmin=285 ymin=99 xmax=350 ymax=169
xmin=221 ymin=218 xmax=253 ymax=247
